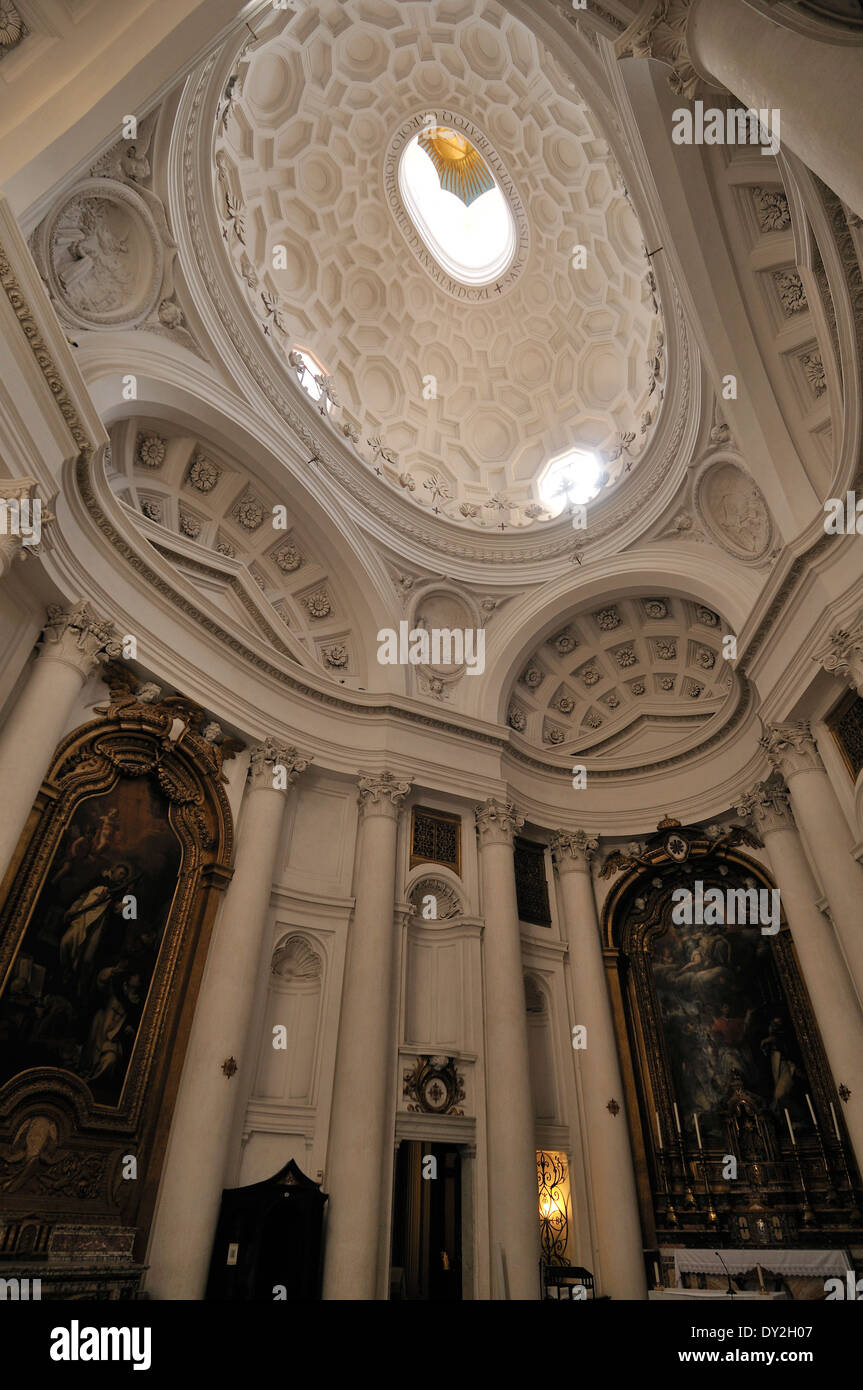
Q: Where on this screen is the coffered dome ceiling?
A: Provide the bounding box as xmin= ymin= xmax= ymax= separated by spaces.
xmin=212 ymin=0 xmax=665 ymax=532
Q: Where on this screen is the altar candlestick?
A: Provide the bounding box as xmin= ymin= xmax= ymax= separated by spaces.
xmin=805 ymin=1093 xmax=818 ymax=1129
xmin=693 ymin=1113 xmax=703 ymax=1150
xmin=830 ymin=1101 xmax=842 ymax=1142
xmin=785 ymin=1108 xmax=796 ymax=1146
xmin=655 ymin=1111 xmax=663 ymax=1149
xmin=653 ymin=1261 xmax=661 ymax=1287
xmin=673 ymin=1102 xmax=681 ymax=1135
xmin=756 ymin=1263 xmax=765 ymax=1292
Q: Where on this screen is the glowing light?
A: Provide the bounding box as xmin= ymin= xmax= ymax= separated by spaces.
xmin=399 ymin=131 xmax=515 ymax=286
xmin=290 ymin=347 xmax=332 ymax=413
xmin=537 ymin=448 xmax=604 ymax=515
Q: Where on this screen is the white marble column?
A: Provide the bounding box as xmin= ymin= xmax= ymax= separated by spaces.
xmin=690 ymin=0 xmax=863 ymax=219
xmin=322 ymin=770 xmax=411 ymax=1301
xmin=476 ymin=798 xmax=539 ymax=1300
xmin=761 ymin=722 xmax=863 ymax=1005
xmin=0 ymin=601 xmax=119 ymax=879
xmin=617 ymin=1 xmax=863 ymax=219
xmin=737 ymin=778 xmax=863 ymax=1167
xmin=552 ymin=830 xmax=647 ymax=1300
xmin=145 ymin=738 xmax=309 ymax=1300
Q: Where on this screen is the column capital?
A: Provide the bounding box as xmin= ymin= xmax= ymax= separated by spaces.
xmin=551 ymin=829 xmax=599 ymax=874
xmin=475 ymin=797 xmax=524 ymax=847
xmin=39 ymin=600 xmax=121 ymax=678
xmin=815 ymin=614 xmax=863 ymax=696
xmin=759 ymin=721 xmax=823 ymax=778
xmin=357 ymin=770 xmax=412 ymax=820
xmin=0 ymin=478 xmax=54 ymax=575
xmin=736 ymin=776 xmax=795 ymax=837
xmin=248 ymin=737 xmax=310 ymax=792
xmin=615 ymin=0 xmax=705 ymax=100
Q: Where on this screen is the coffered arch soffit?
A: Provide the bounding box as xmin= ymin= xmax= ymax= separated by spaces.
xmin=470 ymin=550 xmax=759 ymax=717
xmin=64 ymin=374 xmax=397 ymax=690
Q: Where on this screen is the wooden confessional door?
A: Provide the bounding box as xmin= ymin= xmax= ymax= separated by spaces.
xmin=391 ymin=1141 xmax=462 ymax=1300
xmin=205 ymin=1159 xmax=327 ymax=1301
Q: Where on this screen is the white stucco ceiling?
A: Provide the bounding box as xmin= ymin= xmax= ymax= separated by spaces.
xmin=213 ymin=0 xmax=664 ymax=530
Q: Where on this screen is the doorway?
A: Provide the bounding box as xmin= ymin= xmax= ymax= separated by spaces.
xmin=390 ymin=1141 xmax=462 ymax=1300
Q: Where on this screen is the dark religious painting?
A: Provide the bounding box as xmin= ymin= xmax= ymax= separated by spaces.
xmin=0 ymin=777 xmax=181 ymax=1106
xmin=603 ymin=825 xmax=861 ymax=1249
xmin=650 ymin=918 xmax=811 ymax=1147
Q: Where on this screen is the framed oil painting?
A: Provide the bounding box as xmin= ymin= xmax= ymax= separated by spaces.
xmin=0 ymin=676 xmax=235 ymax=1270
xmin=0 ymin=776 xmax=181 ymax=1106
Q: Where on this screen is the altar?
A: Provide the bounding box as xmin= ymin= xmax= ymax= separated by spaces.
xmin=649 ymin=1288 xmax=789 ymax=1300
xmin=654 ymin=1248 xmax=854 ymax=1300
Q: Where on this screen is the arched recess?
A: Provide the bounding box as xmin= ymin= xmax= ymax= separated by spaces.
xmin=0 ymin=676 xmax=234 ymax=1273
xmin=405 ymin=868 xmax=465 ymax=924
xmin=472 ymin=566 xmax=759 ymax=729
xmin=403 ymin=869 xmax=467 ymax=1052
xmin=524 ymin=973 xmax=558 ymax=1124
xmin=65 ymin=356 xmax=396 ymax=685
xmin=253 ymin=933 xmax=325 ymax=1106
xmin=599 ymin=822 xmax=858 ymax=1250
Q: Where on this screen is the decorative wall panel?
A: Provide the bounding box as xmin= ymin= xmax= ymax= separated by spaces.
xmin=410 ymin=807 xmax=461 ymax=875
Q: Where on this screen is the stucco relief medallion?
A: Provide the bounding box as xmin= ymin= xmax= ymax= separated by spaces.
xmin=36 ymin=178 xmax=164 ymax=330
xmin=695 ymin=461 xmax=773 ymax=563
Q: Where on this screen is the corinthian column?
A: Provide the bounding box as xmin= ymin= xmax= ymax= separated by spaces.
xmin=617 ymin=0 xmax=863 ymax=219
xmin=475 ymin=798 xmax=539 ymax=1300
xmin=146 ymin=739 xmax=309 ymax=1300
xmin=761 ymin=722 xmax=863 ymax=1004
xmin=0 ymin=601 xmax=120 ymax=879
xmin=737 ymin=778 xmax=863 ymax=1167
xmin=815 ymin=615 xmax=863 ymax=698
xmin=322 ymin=770 xmax=412 ymax=1301
xmin=551 ymin=831 xmax=647 ymax=1300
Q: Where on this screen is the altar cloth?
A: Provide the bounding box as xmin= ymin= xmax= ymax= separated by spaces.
xmin=672 ymin=1248 xmax=852 ymax=1282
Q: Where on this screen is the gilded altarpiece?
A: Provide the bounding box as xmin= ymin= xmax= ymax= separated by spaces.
xmin=0 ymin=676 xmax=235 ymax=1295
xmin=601 ymin=820 xmax=862 ymax=1255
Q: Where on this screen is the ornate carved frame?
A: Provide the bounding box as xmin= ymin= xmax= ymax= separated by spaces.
xmin=600 ymin=834 xmax=846 ymax=1247
xmin=0 ymin=693 xmax=234 ymax=1264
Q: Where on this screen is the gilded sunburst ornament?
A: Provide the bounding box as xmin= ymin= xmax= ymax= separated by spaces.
xmin=417 ymin=127 xmax=495 ymax=207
